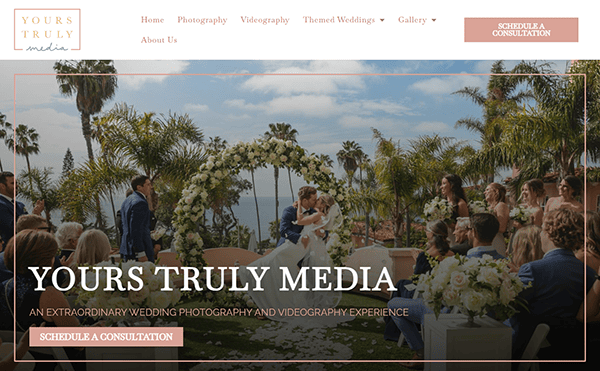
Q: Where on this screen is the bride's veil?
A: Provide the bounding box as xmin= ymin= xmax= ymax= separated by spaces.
xmin=299 ymin=201 xmax=343 ymax=310
xmin=321 ymin=203 xmax=342 ymax=232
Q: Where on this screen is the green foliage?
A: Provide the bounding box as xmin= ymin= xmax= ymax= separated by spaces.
xmin=207 ymin=174 xmax=252 ymax=247
xmin=263 ymin=122 xmax=299 ymax=241
xmin=18 ymin=167 xmax=59 ymax=225
xmin=61 ymin=148 xmax=74 ymax=178
xmin=94 ymin=103 xmax=205 ymax=183
xmin=269 ymin=218 xmax=280 ymax=242
xmin=54 ymin=60 xmax=118 ymax=161
xmin=0 ymin=112 xmax=10 ymax=172
xmin=337 ymin=140 xmax=365 ymax=188
xmin=464 ymin=60 xmax=600 ymax=194
xmin=224 ymin=224 xmax=251 ymax=249
xmin=371 ymin=129 xmax=472 ymax=247
xmin=454 ymin=60 xmax=534 ymax=183
xmin=57 ymin=156 xmax=136 ymax=224
xmin=399 ymin=227 xmax=428 ymax=249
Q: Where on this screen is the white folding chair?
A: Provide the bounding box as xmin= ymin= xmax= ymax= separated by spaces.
xmin=0 ymin=330 xmax=75 ymax=371
xmin=517 ymin=323 xmax=550 ymax=371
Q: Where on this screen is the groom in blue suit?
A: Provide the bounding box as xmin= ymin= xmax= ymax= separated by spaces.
xmin=277 ymin=186 xmax=319 ymax=247
xmin=120 ymin=175 xmax=154 ymax=262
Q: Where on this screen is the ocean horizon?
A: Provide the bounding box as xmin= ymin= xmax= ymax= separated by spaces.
xmin=44 ymin=195 xmax=296 ymax=243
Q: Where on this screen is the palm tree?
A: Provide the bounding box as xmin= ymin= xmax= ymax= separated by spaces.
xmin=3 ymin=124 xmax=40 ymax=191
xmin=94 ymin=103 xmax=204 ymax=183
xmin=90 ymin=103 xmax=204 ymax=238
xmin=372 ymin=129 xmax=473 ymax=247
xmin=263 ymin=123 xmax=298 ymax=242
xmin=317 ymin=154 xmax=334 ymax=167
xmin=454 ymin=60 xmax=534 ymax=183
xmin=0 ymin=112 xmax=10 ymax=172
xmin=372 ymin=129 xmax=417 ymax=248
xmin=58 ymin=156 xmax=137 ymax=225
xmin=19 ymin=167 xmax=58 ymax=224
xmin=351 ymin=159 xmax=381 ymax=246
xmin=337 ymin=141 xmax=363 ymax=189
xmin=53 ymin=60 xmax=118 ymax=161
xmin=480 ymin=60 xmax=600 ymax=191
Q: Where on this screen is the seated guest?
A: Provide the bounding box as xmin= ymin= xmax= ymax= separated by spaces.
xmin=450 ymin=217 xmax=472 ymax=256
xmin=0 ymin=230 xmax=86 ymax=368
xmin=466 ymin=213 xmax=505 ymax=259
xmin=0 ymin=324 xmax=40 ymax=371
xmin=15 ymin=214 xmax=52 ymax=233
xmin=0 ymin=215 xmax=53 ymax=282
xmin=384 ymin=220 xmax=454 ymax=341
xmin=0 ymin=230 xmax=80 ymax=331
xmin=575 ymin=211 xmax=600 ymax=272
xmin=72 ymin=229 xmax=111 ymax=267
xmin=388 ymin=215 xmax=507 ymax=367
xmin=509 ymin=208 xmax=594 ymax=361
xmin=508 ymin=225 xmax=543 ymax=272
xmin=577 ymin=212 xmax=600 ymax=323
xmin=55 ymin=222 xmax=84 ymax=261
xmin=577 ymin=265 xmax=600 ymax=323
xmin=17 ymin=215 xmax=69 ymax=287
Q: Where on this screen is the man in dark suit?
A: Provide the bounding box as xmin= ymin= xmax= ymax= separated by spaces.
xmin=120 ymin=175 xmax=154 ymax=262
xmin=0 ymin=171 xmax=44 ymax=251
xmin=509 ymin=208 xmax=594 ymax=361
xmin=277 ymin=186 xmax=320 ymax=247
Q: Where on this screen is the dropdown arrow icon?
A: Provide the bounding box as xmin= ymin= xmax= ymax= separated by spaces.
xmin=381 ymin=19 xmax=384 ymax=22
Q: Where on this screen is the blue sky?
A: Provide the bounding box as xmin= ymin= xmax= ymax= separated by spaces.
xmin=0 ymin=60 xmax=571 ymax=197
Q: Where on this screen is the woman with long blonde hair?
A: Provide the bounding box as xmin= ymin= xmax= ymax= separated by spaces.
xmin=509 ymin=225 xmax=543 ymax=272
xmin=72 ymin=229 xmax=111 ymax=267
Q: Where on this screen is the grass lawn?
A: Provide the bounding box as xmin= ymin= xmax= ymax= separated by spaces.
xmin=175 ymin=293 xmax=416 ymax=370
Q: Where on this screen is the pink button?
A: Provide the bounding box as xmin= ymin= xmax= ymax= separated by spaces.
xmin=465 ymin=18 xmax=578 ymax=42
xmin=29 ymin=327 xmax=183 ymax=347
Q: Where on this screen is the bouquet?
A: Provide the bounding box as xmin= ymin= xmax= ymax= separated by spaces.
xmin=74 ymin=261 xmax=182 ymax=322
xmin=423 ymin=197 xmax=454 ymax=222
xmin=151 ymin=226 xmax=167 ymax=240
xmin=509 ymin=205 xmax=535 ymax=225
xmin=468 ymin=200 xmax=489 ymax=215
xmin=416 ymin=254 xmax=527 ymax=321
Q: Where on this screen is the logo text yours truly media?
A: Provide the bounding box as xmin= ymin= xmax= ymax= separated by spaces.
xmin=14 ymin=9 xmax=81 ymax=51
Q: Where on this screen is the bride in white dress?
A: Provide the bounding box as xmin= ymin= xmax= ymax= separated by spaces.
xmin=239 ymin=194 xmax=349 ymax=326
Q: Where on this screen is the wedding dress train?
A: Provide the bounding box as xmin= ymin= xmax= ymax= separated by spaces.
xmin=239 ymin=204 xmax=353 ymax=327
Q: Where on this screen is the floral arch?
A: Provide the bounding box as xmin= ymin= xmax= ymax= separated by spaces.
xmin=173 ymin=138 xmax=353 ymax=269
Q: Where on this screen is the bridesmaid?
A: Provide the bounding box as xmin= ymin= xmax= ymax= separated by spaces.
xmin=520 ymin=179 xmax=546 ymax=227
xmin=440 ymin=174 xmax=469 ymax=245
xmin=545 ymin=175 xmax=584 ymax=213
xmin=484 ymin=182 xmax=509 ymax=256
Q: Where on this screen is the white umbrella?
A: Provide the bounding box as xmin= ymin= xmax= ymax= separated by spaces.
xmin=248 ymin=230 xmax=257 ymax=253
